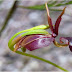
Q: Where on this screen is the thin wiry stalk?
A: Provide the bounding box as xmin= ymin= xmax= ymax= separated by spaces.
xmin=8 ymin=27 xmax=69 ymax=72
xmin=0 ymin=1 xmax=18 ymax=36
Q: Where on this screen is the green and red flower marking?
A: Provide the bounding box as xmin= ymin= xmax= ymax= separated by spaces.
xmin=8 ymin=3 xmax=72 ymax=52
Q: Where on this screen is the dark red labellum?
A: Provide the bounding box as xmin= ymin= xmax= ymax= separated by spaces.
xmin=21 ymin=35 xmax=55 ymax=51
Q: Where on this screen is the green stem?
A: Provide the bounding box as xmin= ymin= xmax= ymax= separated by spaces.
xmin=8 ymin=41 xmax=68 ymax=72
xmin=10 ymin=47 xmax=68 ymax=72
xmin=8 ymin=25 xmax=69 ymax=72
xmin=0 ymin=1 xmax=18 ymax=36
xmin=17 ymin=51 xmax=68 ymax=72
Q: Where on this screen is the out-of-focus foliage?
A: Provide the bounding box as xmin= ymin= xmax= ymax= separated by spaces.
xmin=18 ymin=1 xmax=72 ymax=11
xmin=0 ymin=1 xmax=18 ymax=36
xmin=0 ymin=0 xmax=3 ymax=4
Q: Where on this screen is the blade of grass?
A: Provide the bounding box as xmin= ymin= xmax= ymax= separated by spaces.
xmin=55 ymin=1 xmax=72 ymax=7
xmin=49 ymin=8 xmax=63 ymax=11
xmin=48 ymin=1 xmax=57 ymax=7
xmin=18 ymin=1 xmax=72 ymax=10
xmin=0 ymin=1 xmax=18 ymax=36
xmin=18 ymin=4 xmax=45 ymax=10
xmin=18 ymin=1 xmax=57 ymax=10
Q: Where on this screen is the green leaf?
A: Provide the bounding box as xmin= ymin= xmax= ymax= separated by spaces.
xmin=18 ymin=4 xmax=45 ymax=10
xmin=55 ymin=1 xmax=72 ymax=6
xmin=18 ymin=1 xmax=58 ymax=10
xmin=0 ymin=1 xmax=18 ymax=36
xmin=0 ymin=0 xmax=3 ymax=4
xmin=18 ymin=1 xmax=72 ymax=11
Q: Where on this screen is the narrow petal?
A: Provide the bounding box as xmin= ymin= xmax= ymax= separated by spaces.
xmin=54 ymin=7 xmax=66 ymax=35
xmin=60 ymin=37 xmax=72 ymax=52
xmin=21 ymin=35 xmax=54 ymax=51
xmin=69 ymin=45 xmax=72 ymax=52
xmin=45 ymin=3 xmax=54 ymax=34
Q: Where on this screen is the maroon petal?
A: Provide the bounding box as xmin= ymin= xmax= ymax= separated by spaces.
xmin=21 ymin=35 xmax=55 ymax=51
xmin=54 ymin=7 xmax=66 ymax=36
xmin=60 ymin=37 xmax=72 ymax=52
xmin=45 ymin=3 xmax=54 ymax=34
xmin=69 ymin=45 xmax=72 ymax=52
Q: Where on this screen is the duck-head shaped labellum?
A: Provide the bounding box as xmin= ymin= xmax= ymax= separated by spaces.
xmin=14 ymin=34 xmax=54 ymax=51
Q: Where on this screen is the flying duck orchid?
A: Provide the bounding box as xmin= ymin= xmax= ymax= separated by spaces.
xmin=8 ymin=3 xmax=72 ymax=52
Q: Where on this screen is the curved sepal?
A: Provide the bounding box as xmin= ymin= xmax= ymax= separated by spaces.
xmin=54 ymin=7 xmax=66 ymax=35
xmin=8 ymin=25 xmax=49 ymax=46
xmin=45 ymin=3 xmax=54 ymax=34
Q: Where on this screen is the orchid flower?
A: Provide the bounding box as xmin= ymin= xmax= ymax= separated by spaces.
xmin=8 ymin=3 xmax=71 ymax=53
